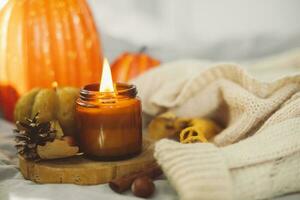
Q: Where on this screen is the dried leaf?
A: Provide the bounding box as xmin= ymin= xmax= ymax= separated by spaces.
xmin=37 ymin=139 xmax=79 ymax=160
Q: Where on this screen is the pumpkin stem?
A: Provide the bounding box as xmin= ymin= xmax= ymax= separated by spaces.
xmin=138 ymin=46 xmax=147 ymax=53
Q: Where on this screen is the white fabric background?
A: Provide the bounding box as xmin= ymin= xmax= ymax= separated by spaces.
xmin=87 ymin=0 xmax=300 ymax=62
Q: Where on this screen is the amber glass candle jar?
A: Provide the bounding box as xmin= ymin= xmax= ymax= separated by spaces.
xmin=75 ymin=83 xmax=142 ymax=160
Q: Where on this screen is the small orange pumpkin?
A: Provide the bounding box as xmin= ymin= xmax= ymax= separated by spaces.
xmin=111 ymin=47 xmax=160 ymax=82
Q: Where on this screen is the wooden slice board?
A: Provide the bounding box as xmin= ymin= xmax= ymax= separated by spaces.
xmin=19 ymin=138 xmax=155 ymax=185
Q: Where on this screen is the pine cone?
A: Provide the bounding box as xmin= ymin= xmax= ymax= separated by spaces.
xmin=14 ymin=113 xmax=56 ymax=160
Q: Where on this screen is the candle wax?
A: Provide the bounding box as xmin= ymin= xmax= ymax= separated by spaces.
xmin=76 ymin=97 xmax=142 ymax=160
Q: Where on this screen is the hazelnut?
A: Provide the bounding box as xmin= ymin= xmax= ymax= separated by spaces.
xmin=131 ymin=176 xmax=155 ymax=198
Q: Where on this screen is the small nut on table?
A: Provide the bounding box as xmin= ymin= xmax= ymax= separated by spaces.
xmin=131 ymin=176 xmax=155 ymax=198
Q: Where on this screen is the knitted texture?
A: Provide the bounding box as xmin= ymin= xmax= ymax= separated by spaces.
xmin=155 ymin=141 xmax=232 ymax=200
xmin=133 ymin=58 xmax=300 ymax=200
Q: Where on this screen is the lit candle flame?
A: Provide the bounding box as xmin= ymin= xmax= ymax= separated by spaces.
xmin=99 ymin=58 xmax=115 ymax=94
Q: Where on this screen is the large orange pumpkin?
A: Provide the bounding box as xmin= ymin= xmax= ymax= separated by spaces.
xmin=0 ymin=0 xmax=102 ymax=121
xmin=111 ymin=48 xmax=160 ymax=82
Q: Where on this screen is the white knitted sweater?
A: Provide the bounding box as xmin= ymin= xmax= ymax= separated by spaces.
xmin=133 ymin=50 xmax=300 ymax=200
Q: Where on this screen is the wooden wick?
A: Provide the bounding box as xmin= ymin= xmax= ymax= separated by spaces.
xmin=109 ymin=163 xmax=162 ymax=193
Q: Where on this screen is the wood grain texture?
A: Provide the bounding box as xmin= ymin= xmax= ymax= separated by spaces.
xmin=19 ymin=138 xmax=155 ymax=185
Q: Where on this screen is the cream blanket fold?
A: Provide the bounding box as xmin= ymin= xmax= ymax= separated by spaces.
xmin=133 ymin=57 xmax=300 ymax=200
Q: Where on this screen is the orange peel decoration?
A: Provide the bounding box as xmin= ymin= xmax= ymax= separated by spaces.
xmin=179 ymin=118 xmax=221 ymax=144
xmin=180 ymin=126 xmax=208 ymax=144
